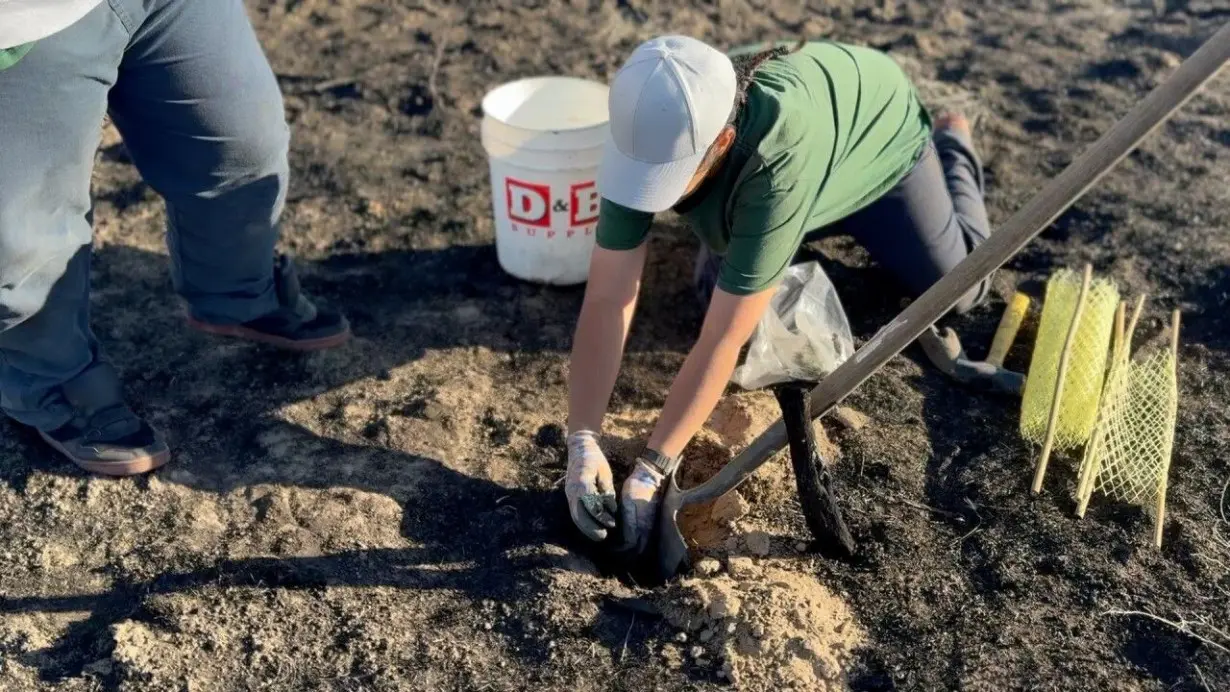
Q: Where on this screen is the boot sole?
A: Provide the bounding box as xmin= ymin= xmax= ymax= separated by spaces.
xmin=38 ymin=431 xmax=170 ymax=477
xmin=187 ymin=317 xmax=352 ymax=352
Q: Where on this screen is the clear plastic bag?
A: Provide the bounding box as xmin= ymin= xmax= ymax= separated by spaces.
xmin=731 ymin=262 xmax=855 ymax=390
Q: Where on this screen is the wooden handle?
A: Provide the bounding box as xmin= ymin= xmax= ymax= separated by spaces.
xmin=678 ymin=24 xmax=1230 ymax=507
xmin=1032 ymin=265 xmax=1093 ymax=494
xmin=987 ymin=292 xmax=1032 ymax=367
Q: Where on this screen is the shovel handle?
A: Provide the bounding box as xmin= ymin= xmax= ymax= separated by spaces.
xmin=678 ymin=22 xmax=1230 ymax=508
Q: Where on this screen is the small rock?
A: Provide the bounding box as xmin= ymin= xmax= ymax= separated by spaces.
xmin=745 ymin=530 xmax=772 ymax=557
xmin=751 ymin=623 xmax=766 ymax=639
xmin=794 ymin=541 xmax=809 ymax=553
xmin=707 ymin=593 xmax=740 ymax=619
xmin=728 ymin=557 xmax=757 ymax=578
xmin=696 ymin=558 xmax=722 ymax=576
xmin=699 ymin=628 xmax=715 ymax=643
xmin=690 ymin=646 xmax=706 ymax=660
xmin=673 ymin=632 xmax=688 ymax=644
xmin=483 ymin=622 xmax=493 ymax=631
xmin=725 ymin=622 xmax=736 ymax=635
xmin=833 ymin=406 xmax=871 ymax=431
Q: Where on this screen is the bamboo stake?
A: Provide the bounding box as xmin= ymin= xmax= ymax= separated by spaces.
xmin=1155 ymin=309 xmax=1181 ymax=549
xmin=1033 ymin=264 xmax=1093 ymax=494
xmin=1112 ymin=301 xmax=1127 ymax=365
xmin=1076 ymin=300 xmax=1129 ymax=515
xmin=1124 ymin=294 xmax=1147 ymax=351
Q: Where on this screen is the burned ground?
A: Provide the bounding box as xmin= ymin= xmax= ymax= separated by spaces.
xmin=2 ymin=1 xmax=1229 ymax=690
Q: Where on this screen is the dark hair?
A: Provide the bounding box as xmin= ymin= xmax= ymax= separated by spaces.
xmin=694 ymin=39 xmax=806 ymax=174
xmin=729 ymin=38 xmax=806 ymax=119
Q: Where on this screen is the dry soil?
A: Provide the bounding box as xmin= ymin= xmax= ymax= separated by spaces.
xmin=2 ymin=1 xmax=1229 ymax=690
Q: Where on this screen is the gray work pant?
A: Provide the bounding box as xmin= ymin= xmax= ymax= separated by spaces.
xmin=696 ymin=129 xmax=993 ymax=314
xmin=0 ymin=0 xmax=289 ymax=430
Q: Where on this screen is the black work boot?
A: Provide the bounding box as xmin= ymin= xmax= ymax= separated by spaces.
xmin=38 ymin=362 xmax=169 ymax=477
xmin=187 ymin=254 xmax=351 ymax=352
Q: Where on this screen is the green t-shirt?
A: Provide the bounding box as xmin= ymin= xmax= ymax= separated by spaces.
xmin=0 ymin=43 xmax=32 ymax=71
xmin=596 ymin=40 xmax=932 ymax=295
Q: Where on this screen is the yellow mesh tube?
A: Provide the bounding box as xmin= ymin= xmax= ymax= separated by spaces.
xmin=1020 ymin=268 xmax=1120 ymax=450
xmin=1085 ymin=343 xmax=1178 ymax=506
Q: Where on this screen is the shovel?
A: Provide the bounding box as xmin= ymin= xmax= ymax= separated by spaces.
xmin=655 ymin=23 xmax=1230 ymax=581
xmin=772 ymin=382 xmax=856 ymax=556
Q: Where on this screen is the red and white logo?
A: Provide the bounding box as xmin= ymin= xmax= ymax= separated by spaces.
xmin=505 ymin=177 xmax=551 ymax=228
xmin=570 ymin=182 xmax=600 ymax=226
xmin=504 ymin=177 xmax=600 ymax=237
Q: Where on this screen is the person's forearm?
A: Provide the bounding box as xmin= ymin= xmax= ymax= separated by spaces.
xmin=566 ymin=296 xmax=638 ymax=434
xmin=646 ymin=335 xmax=743 ymax=459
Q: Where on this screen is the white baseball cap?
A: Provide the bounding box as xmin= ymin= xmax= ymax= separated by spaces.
xmin=0 ymin=0 xmax=104 ymax=49
xmin=597 ymin=36 xmax=737 ymax=213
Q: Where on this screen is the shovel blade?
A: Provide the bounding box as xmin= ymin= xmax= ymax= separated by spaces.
xmin=654 ymin=470 xmax=691 ymax=582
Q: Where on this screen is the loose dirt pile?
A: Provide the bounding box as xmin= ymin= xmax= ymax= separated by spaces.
xmin=658 ymin=565 xmax=865 ymax=691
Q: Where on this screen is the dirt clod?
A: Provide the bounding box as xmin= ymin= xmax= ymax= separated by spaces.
xmin=744 ymin=530 xmax=772 ymax=557
xmin=727 ymin=557 xmax=758 ymax=579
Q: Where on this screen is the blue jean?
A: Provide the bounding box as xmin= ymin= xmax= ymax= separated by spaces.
xmin=0 ymin=0 xmax=289 ymax=430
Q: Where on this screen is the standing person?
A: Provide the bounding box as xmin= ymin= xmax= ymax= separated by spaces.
xmin=0 ymin=0 xmax=351 ymax=477
xmin=563 ymin=36 xmax=993 ymax=552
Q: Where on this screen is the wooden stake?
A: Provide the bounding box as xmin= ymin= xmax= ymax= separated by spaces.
xmin=1124 ymin=294 xmax=1148 ymax=352
xmin=1033 ymin=265 xmax=1093 ymax=494
xmin=1076 ymin=300 xmax=1130 ymax=515
xmin=1154 ymin=309 xmax=1181 ymax=549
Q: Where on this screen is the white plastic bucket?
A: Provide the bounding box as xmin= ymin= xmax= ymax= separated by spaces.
xmin=480 ymin=76 xmax=610 ymax=285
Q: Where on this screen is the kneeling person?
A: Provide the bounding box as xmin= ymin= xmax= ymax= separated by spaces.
xmin=564 ymin=36 xmax=993 ymax=551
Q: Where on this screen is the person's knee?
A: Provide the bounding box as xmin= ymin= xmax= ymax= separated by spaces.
xmin=209 ymin=95 xmax=290 ymax=190
xmin=127 ymin=87 xmax=290 ymax=202
xmin=950 ymin=277 xmax=993 ymax=316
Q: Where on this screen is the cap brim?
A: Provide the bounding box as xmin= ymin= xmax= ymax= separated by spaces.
xmin=0 ymin=0 xmax=105 ymax=48
xmin=596 ymin=136 xmax=706 ymax=214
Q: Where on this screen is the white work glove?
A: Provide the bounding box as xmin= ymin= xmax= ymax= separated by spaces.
xmin=564 ymin=430 xmax=618 ymax=541
xmin=619 ymin=450 xmax=678 ymax=555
